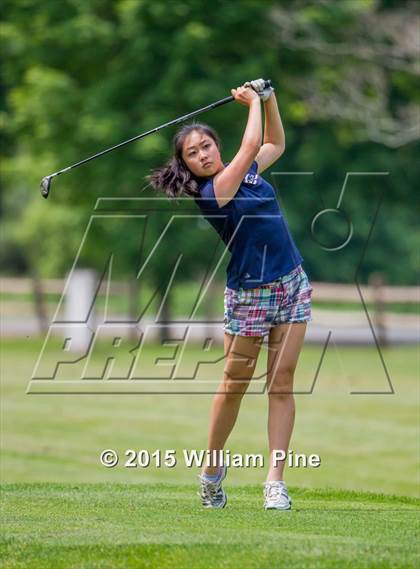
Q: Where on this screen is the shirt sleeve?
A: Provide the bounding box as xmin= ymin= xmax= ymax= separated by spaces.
xmin=198 ymin=160 xmax=257 ymax=208
xmin=200 ymin=178 xmax=216 ymax=201
xmin=199 ymin=178 xmax=232 ymax=211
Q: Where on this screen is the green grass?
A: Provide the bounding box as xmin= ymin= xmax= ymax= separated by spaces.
xmin=1 ymin=339 xmax=419 ymax=496
xmin=1 ymin=339 xmax=419 ymax=567
xmin=1 ymin=483 xmax=419 ymax=568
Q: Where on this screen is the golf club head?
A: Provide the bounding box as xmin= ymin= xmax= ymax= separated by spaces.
xmin=40 ymin=176 xmax=52 ymax=199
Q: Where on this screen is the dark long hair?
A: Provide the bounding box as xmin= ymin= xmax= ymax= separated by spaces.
xmin=148 ymin=123 xmax=221 ymax=198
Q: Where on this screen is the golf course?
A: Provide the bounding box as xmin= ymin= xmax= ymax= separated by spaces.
xmin=1 ymin=340 xmax=418 ymax=568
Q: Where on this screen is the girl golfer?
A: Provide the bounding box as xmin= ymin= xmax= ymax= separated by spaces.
xmin=150 ymin=80 xmax=312 ymax=510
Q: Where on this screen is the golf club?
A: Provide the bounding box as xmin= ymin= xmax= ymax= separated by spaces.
xmin=40 ymin=79 xmax=272 ymax=198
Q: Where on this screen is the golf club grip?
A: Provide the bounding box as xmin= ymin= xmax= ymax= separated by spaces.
xmin=212 ymin=79 xmax=271 ymax=107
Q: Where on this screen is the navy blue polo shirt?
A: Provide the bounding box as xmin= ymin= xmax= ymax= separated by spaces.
xmin=194 ymin=160 xmax=303 ymax=290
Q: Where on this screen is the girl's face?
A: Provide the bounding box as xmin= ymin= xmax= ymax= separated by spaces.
xmin=181 ymin=130 xmax=223 ymax=178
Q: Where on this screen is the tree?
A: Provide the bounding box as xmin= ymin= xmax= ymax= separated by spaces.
xmin=1 ymin=0 xmax=419 ymax=287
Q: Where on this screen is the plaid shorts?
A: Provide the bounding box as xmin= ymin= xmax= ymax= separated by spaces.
xmin=224 ymin=265 xmax=312 ymax=337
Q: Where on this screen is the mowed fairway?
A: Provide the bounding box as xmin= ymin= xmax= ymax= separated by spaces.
xmin=1 ymin=339 xmax=419 ymax=567
xmin=2 ymin=339 xmax=418 ymax=494
xmin=1 ymin=484 xmax=419 ymax=569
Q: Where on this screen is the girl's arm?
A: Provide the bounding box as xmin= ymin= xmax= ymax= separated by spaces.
xmin=213 ymin=86 xmax=262 ymax=208
xmin=255 ymin=92 xmax=285 ymax=174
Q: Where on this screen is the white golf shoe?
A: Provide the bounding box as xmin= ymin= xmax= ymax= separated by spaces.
xmin=198 ymin=465 xmax=228 ymax=509
xmin=263 ymin=480 xmax=292 ymax=510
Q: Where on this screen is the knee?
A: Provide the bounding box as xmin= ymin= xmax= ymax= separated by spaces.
xmin=222 ymin=361 xmax=253 ymax=397
xmin=220 ymin=370 xmax=251 ymax=398
xmin=267 ymin=392 xmax=295 ymax=405
xmin=267 ymin=365 xmax=295 ymax=398
xmin=220 ymin=377 xmax=249 ymax=398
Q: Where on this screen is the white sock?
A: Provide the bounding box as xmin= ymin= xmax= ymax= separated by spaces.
xmin=202 ymin=467 xmax=223 ymax=482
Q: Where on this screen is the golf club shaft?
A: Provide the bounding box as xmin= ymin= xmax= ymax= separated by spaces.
xmin=57 ymin=95 xmax=234 ymax=176
xmin=40 ymin=79 xmax=271 ymax=197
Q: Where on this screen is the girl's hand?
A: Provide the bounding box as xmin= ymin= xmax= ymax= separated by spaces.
xmin=231 ymin=85 xmax=260 ymax=107
xmin=244 ymin=78 xmax=275 ymax=102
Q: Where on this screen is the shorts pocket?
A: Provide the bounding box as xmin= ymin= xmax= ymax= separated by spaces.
xmin=295 ymin=270 xmax=313 ymax=303
xmin=224 ymin=287 xmax=239 ymax=324
xmin=285 ymin=268 xmax=312 ymax=306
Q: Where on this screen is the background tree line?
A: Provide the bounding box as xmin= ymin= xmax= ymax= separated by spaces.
xmin=1 ymin=0 xmax=419 ymax=297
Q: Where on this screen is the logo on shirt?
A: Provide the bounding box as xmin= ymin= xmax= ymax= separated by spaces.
xmin=244 ymin=173 xmax=259 ymax=185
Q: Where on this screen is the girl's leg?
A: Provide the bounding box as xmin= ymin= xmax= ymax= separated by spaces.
xmin=266 ymin=322 xmax=307 ymax=481
xmin=202 ymin=332 xmax=263 ymax=476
